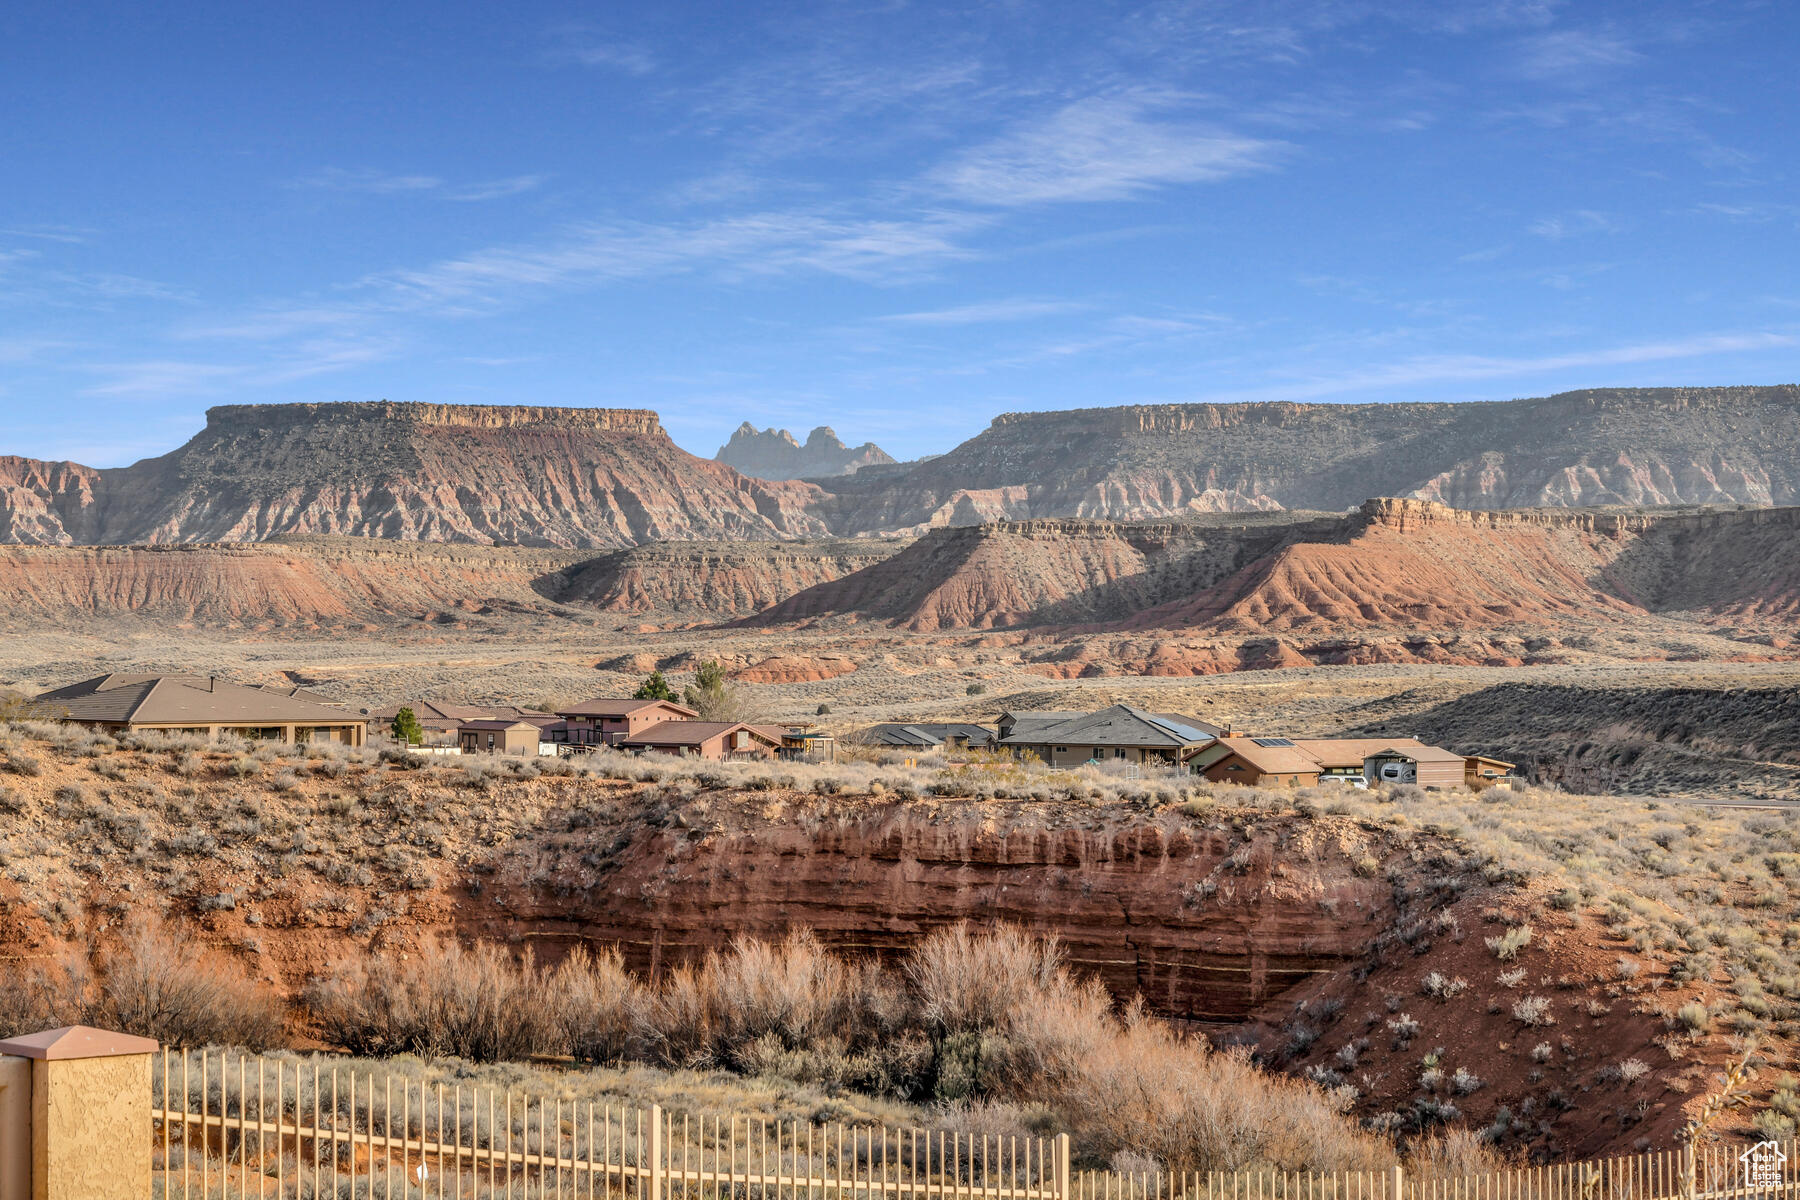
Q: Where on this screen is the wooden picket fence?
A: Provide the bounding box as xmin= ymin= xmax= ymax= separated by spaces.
xmin=150 ymin=1049 xmax=1798 ymax=1200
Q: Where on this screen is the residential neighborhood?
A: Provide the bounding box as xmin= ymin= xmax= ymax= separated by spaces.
xmin=28 ymin=674 xmax=1511 ymax=785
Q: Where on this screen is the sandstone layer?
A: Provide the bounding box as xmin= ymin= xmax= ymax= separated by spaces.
xmin=0 ymin=402 xmax=829 ymax=548
xmin=816 ymin=386 xmax=1800 ymax=532
xmin=746 ymin=499 xmax=1800 ymax=638
xmin=6 ymin=388 xmax=1800 ymax=548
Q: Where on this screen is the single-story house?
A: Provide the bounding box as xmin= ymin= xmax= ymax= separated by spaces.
xmin=457 ymin=719 xmax=541 ymax=756
xmin=373 ymin=700 xmax=554 ymax=745
xmin=867 ymin=722 xmax=995 ymax=749
xmin=1291 ymin=738 xmax=1440 ymax=780
xmin=552 ymin=698 xmax=697 ymax=746
xmin=35 ymin=674 xmax=366 ymax=746
xmin=998 ymin=704 xmax=1220 ymax=768
xmin=1189 ymin=736 xmax=1322 ymax=787
xmin=1364 ymin=745 xmax=1468 ymax=789
xmin=621 ymin=720 xmax=783 ymax=760
xmin=1463 ymin=754 xmax=1517 ymax=790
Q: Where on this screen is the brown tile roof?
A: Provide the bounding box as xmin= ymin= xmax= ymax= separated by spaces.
xmin=622 ymin=720 xmax=779 ymax=748
xmin=558 ymin=697 xmax=698 ymax=719
xmin=1369 ymin=744 xmax=1467 ymax=764
xmin=37 ymin=674 xmax=358 ymax=727
xmin=1197 ymin=738 xmax=1323 ymax=775
xmin=458 ymin=719 xmax=540 ymax=732
xmin=1290 ymin=738 xmax=1436 ymax=768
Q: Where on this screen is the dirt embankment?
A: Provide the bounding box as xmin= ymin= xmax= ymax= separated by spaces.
xmin=0 ymin=732 xmax=1779 ymax=1159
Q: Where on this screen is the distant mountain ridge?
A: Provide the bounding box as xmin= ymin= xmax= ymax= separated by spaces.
xmin=2 ymin=386 xmax=1797 ymax=547
xmin=813 ymin=385 xmax=1800 ymax=532
xmin=0 ymin=402 xmax=827 ymax=548
xmin=715 ymin=422 xmax=895 ymax=479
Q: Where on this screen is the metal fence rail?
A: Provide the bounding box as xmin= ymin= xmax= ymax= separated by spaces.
xmin=151 ymin=1049 xmax=1797 ymax=1200
xmin=151 ymin=1049 xmax=1065 ymax=1200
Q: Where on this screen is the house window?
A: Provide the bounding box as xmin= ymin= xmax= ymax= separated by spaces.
xmin=1114 ymin=748 xmax=1126 ymax=760
xmin=1054 ymin=747 xmax=1067 ymax=753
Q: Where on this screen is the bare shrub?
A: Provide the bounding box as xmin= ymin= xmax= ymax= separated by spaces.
xmin=1406 ymin=1128 xmax=1509 ymax=1181
xmin=1511 ymin=995 xmax=1554 ymax=1027
xmin=0 ymin=923 xmax=278 ymax=1046
xmin=1058 ymin=1007 xmax=1391 ymax=1174
xmin=552 ymin=944 xmax=643 ymax=1064
xmin=307 ymin=939 xmax=562 ymax=1062
xmin=1485 ymin=925 xmax=1533 ymax=961
xmin=89 ymin=924 xmax=281 ymax=1048
xmin=908 ymin=923 xmax=1064 ymax=1035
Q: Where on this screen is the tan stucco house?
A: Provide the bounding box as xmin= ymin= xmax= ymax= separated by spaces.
xmin=35 ymin=674 xmax=365 ymax=746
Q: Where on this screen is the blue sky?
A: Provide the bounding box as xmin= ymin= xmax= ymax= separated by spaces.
xmin=2 ymin=1 xmax=1796 ymax=467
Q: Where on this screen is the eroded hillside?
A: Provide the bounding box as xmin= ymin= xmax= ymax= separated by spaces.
xmin=1 ymin=723 xmax=1793 ymax=1160
xmin=0 ymin=403 xmax=830 ymax=547
xmin=817 ymin=386 xmax=1800 ymax=532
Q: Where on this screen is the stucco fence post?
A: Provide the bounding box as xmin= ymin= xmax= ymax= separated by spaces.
xmin=0 ymin=1026 xmax=159 ymax=1200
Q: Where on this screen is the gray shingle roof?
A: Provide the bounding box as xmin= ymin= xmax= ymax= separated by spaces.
xmin=1000 ymin=704 xmax=1218 ymax=749
xmin=868 ymin=722 xmax=995 ymax=747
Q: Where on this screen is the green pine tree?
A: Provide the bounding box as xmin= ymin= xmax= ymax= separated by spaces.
xmin=633 ymin=671 xmax=676 ymax=701
xmin=390 ymin=706 xmax=424 ymax=746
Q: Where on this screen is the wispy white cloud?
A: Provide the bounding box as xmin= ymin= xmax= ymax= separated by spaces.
xmin=295 ymin=167 xmax=445 ymax=194
xmin=1202 ymin=331 xmax=1795 ymax=404
xmin=83 ymin=334 xmax=402 ymax=397
xmin=0 ymin=336 xmax=75 ymax=364
xmin=0 ymin=224 xmax=95 ymax=244
xmin=1529 ymin=209 xmax=1620 ymax=239
xmin=82 ymin=360 xmax=246 ymax=397
xmin=929 ymin=92 xmax=1279 ymax=207
xmin=448 ymin=175 xmax=547 ymax=202
xmin=292 ymin=167 xmax=544 ymax=202
xmin=367 ymin=210 xmax=986 ymax=310
xmin=879 ymin=298 xmax=1083 ymax=325
xmin=1514 ymin=29 xmax=1641 ymax=80
xmin=548 ymin=26 xmax=657 ymax=75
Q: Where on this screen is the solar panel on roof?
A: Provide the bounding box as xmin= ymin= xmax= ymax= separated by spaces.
xmin=1251 ymin=737 xmax=1295 ymax=747
xmin=1151 ymin=718 xmax=1211 ymax=742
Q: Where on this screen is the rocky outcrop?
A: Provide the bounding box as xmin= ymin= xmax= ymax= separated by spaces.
xmin=741 ymin=513 xmax=1331 ymax=632
xmin=460 ymin=795 xmax=1414 ymax=1024
xmin=0 ymin=538 xmax=589 ymax=630
xmin=0 ymin=402 xmax=832 ymax=548
xmin=716 ymin=423 xmax=895 ymax=480
xmin=742 ymin=500 xmax=1800 ymax=672
xmin=816 ymin=386 xmax=1800 ymax=532
xmin=550 ymin=538 xmax=908 ymax=619
xmin=8 ymin=389 xmax=1800 ymax=548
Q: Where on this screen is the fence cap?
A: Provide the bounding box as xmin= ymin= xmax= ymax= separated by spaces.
xmin=0 ymin=1025 xmax=160 ymax=1060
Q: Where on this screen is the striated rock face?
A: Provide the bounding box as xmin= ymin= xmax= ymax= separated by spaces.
xmin=715 ymin=422 xmax=895 ymax=480
xmin=552 ymin=538 xmax=908 ymax=619
xmin=0 ymin=538 xmax=589 ymax=630
xmin=0 ymin=402 xmax=832 ymax=548
xmin=466 ymin=798 xmax=1414 ymax=1024
xmin=745 ymin=498 xmax=1800 ymax=649
xmin=743 ymin=512 xmax=1333 ymax=632
xmin=817 ymin=386 xmax=1800 ymax=532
